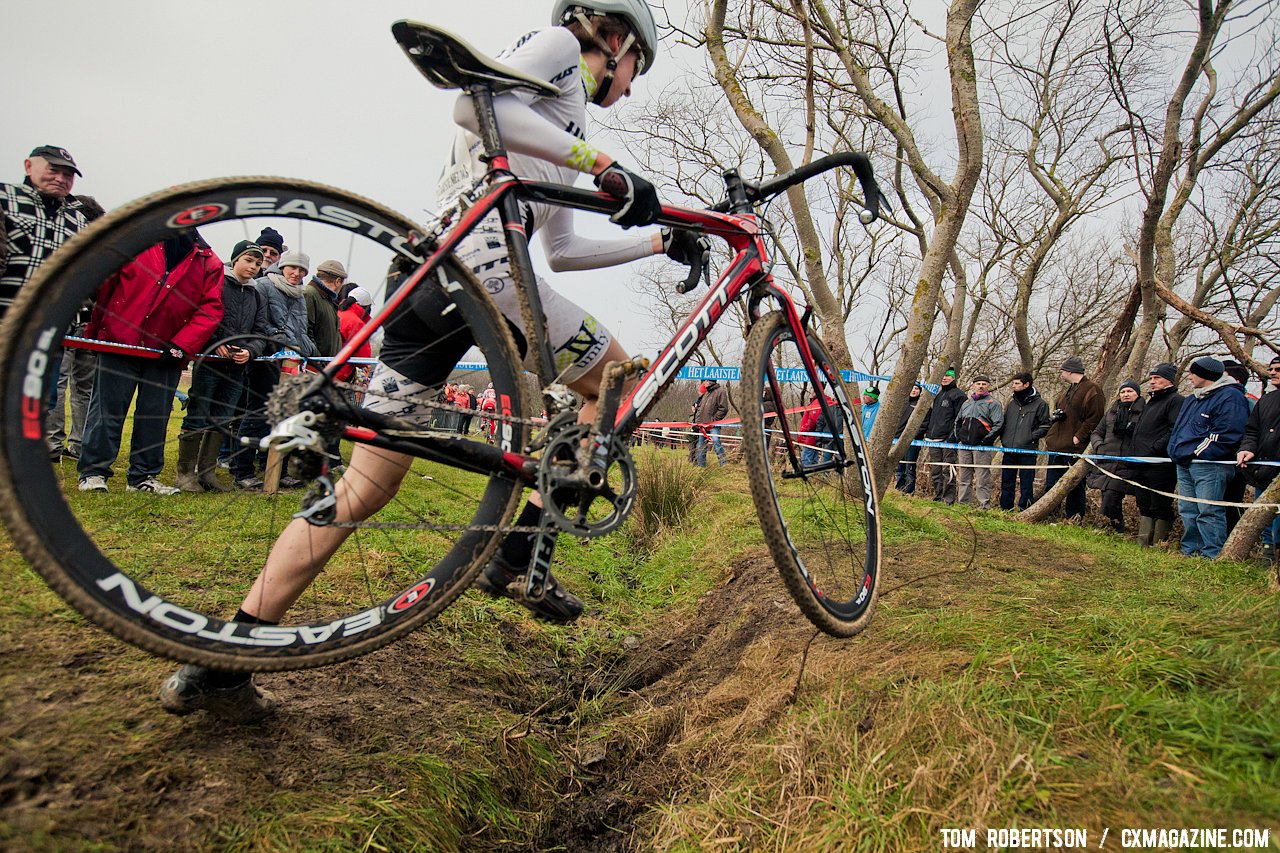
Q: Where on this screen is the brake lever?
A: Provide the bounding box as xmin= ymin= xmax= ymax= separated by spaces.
xmin=675 ymin=248 xmax=711 ymax=294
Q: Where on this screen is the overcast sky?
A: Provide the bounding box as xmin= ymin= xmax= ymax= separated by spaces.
xmin=2 ymin=1 xmax=955 ymax=364
xmin=2 ymin=2 xmax=686 ymax=344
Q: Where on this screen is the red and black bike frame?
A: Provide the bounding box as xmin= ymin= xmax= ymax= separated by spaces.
xmin=318 ymin=83 xmax=850 ymax=483
xmin=321 ymin=169 xmax=842 ymax=479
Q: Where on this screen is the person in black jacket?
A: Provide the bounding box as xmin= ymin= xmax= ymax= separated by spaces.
xmin=176 ymin=240 xmax=272 ymax=492
xmin=918 ymin=368 xmax=967 ymax=504
xmin=693 ymin=378 xmax=730 ymax=467
xmin=1130 ymin=362 xmax=1185 ymax=546
xmin=894 ymin=382 xmax=923 ymax=493
xmin=1237 ymin=356 xmax=1280 ymax=562
xmin=1088 ymin=381 xmax=1145 ymax=533
xmin=1221 ymin=359 xmax=1257 ymax=533
xmin=998 ymin=371 xmax=1051 ymax=510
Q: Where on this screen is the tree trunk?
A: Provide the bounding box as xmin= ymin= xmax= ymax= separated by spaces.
xmin=864 ymin=0 xmax=986 ymax=498
xmin=1018 ymin=456 xmax=1090 ymax=523
xmin=705 ymin=0 xmax=854 ymax=369
xmin=1218 ymin=475 xmax=1280 ymax=562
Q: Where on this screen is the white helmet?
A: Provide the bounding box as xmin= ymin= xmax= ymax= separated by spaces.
xmin=552 ymin=1 xmax=657 ymax=76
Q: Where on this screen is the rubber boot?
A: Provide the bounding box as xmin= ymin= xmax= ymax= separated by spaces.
xmin=1152 ymin=518 xmax=1172 ymax=545
xmin=196 ymin=432 xmax=232 ymax=492
xmin=175 ymin=432 xmax=203 ymax=492
xmin=1136 ymin=516 xmax=1154 ymax=547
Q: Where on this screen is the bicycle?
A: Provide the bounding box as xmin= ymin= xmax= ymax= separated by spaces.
xmin=0 ymin=21 xmax=885 ymax=671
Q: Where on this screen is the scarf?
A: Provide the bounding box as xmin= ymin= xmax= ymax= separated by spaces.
xmin=1013 ymin=386 xmax=1036 ymax=404
xmin=269 ymin=272 xmax=305 ymax=299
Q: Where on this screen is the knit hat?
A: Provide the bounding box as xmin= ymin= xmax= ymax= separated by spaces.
xmin=1188 ymin=356 xmax=1224 ymax=382
xmin=316 ymin=259 xmax=348 ymax=280
xmin=1119 ymin=380 xmax=1141 ymax=395
xmin=1060 ymin=356 xmax=1086 ymax=374
xmin=1221 ymin=359 xmax=1249 ymax=386
xmin=864 ymin=386 xmax=881 ymax=399
xmin=1150 ymin=362 xmax=1177 ymax=383
xmin=228 ymin=240 xmax=264 ymax=264
xmin=348 ymin=285 xmax=373 ymax=307
xmin=278 ymin=251 xmax=311 ymax=273
xmin=944 ymin=367 xmax=956 ymax=378
xmin=255 ymin=227 xmax=286 ymax=252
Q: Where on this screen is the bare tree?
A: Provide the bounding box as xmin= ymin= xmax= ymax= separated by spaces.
xmin=974 ymin=0 xmax=1128 ymax=372
xmin=1021 ymin=0 xmax=1280 ymax=523
xmin=1161 ymin=124 xmax=1280 ymax=365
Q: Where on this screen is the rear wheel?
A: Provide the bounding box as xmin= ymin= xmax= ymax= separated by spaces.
xmin=739 ymin=311 xmax=880 ymax=637
xmin=0 ymin=177 xmax=529 ymax=670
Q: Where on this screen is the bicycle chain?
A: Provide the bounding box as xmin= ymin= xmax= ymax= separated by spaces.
xmin=267 ymin=375 xmax=556 ymax=535
xmin=328 ymin=520 xmax=551 ymax=533
xmin=309 ymin=375 xmax=548 ymax=432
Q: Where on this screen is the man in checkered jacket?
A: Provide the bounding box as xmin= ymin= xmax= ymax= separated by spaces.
xmin=0 ymin=145 xmax=89 ymax=315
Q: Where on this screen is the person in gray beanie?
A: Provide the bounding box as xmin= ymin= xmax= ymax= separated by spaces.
xmin=952 ymin=375 xmax=1003 ymax=509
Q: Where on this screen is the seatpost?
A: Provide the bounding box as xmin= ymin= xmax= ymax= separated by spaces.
xmin=470 ymin=84 xmax=507 ymax=163
xmin=468 ymin=83 xmax=559 ymax=400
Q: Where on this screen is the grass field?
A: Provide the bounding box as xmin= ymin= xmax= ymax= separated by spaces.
xmin=2 ymin=447 xmax=1278 ymax=851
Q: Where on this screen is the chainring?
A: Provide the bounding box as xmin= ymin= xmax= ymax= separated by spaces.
xmin=536 ymin=423 xmax=636 ymax=538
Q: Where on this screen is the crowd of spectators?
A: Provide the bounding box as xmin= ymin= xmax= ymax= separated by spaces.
xmin=882 ymin=353 xmax=1277 ymax=562
xmin=6 ymin=145 xmax=1280 ymax=561
xmin=0 ymin=144 xmax=378 ymax=495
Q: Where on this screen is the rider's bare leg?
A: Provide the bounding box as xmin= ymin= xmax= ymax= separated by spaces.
xmin=239 ymin=338 xmax=636 ymax=622
xmin=238 ymin=445 xmax=412 ymax=622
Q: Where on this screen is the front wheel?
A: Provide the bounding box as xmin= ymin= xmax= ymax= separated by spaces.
xmin=739 ymin=311 xmax=881 ymax=637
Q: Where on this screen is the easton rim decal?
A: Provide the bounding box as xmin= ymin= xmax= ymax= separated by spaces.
xmin=167 ymin=203 xmax=229 ymax=228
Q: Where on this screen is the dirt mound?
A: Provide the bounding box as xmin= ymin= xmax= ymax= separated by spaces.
xmin=536 ymin=518 xmax=1098 ymax=851
xmin=1 ymin=516 xmax=1096 ymax=851
xmin=538 ymin=550 xmax=822 ymax=851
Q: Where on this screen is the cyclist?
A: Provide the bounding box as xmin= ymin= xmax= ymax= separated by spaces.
xmin=161 ymin=0 xmax=709 ymax=721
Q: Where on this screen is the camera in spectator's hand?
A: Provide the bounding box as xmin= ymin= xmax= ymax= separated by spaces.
xmin=1048 ymin=408 xmax=1067 ymax=424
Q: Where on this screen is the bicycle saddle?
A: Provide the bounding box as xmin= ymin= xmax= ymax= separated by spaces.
xmin=392 ymin=20 xmax=561 ymax=98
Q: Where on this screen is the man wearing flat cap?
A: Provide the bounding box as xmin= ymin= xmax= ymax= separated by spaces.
xmin=1042 ymin=356 xmax=1105 ymax=521
xmin=1168 ymin=356 xmax=1248 ymax=557
xmin=1 ymin=145 xmax=89 ymax=314
xmin=305 ymin=259 xmax=347 ymax=358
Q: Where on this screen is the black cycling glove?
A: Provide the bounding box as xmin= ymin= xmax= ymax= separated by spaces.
xmin=661 ymin=227 xmax=711 ymax=265
xmin=594 ymin=163 xmax=661 ymax=228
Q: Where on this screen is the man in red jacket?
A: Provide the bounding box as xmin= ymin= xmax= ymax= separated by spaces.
xmin=76 ymin=230 xmax=224 ymax=494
